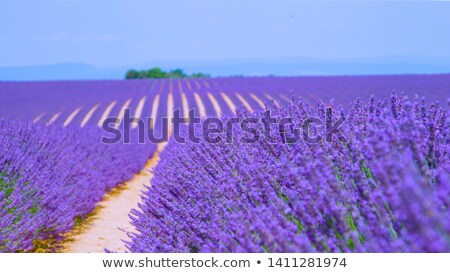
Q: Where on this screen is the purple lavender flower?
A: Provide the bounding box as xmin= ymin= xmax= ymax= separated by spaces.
xmin=128 ymin=93 xmax=450 ymax=253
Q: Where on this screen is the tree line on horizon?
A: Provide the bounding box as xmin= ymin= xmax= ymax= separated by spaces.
xmin=125 ymin=67 xmax=210 ymax=79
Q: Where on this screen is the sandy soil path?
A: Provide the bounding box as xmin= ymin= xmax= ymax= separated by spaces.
xmin=64 ymin=86 xmax=173 ymax=253
xmin=63 ymin=149 xmax=162 ymax=253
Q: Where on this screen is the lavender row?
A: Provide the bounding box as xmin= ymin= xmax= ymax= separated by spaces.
xmin=127 ymin=93 xmax=450 ymax=252
xmin=0 ymin=120 xmax=156 ymax=252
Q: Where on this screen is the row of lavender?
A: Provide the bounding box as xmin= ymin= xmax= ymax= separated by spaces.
xmin=128 ymin=93 xmax=450 ymax=252
xmin=0 ymin=120 xmax=155 ymax=252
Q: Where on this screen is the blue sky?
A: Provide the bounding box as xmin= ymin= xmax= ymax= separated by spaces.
xmin=1 ymin=0 xmax=450 ymax=68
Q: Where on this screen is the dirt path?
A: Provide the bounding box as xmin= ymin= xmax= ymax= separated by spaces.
xmin=64 ymin=147 xmax=162 ymax=253
xmin=64 ymin=87 xmax=174 ymax=253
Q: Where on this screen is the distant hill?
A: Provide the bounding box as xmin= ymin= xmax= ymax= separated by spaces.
xmin=1 ymin=57 xmax=450 ymax=81
xmin=0 ymin=63 xmax=124 ymax=81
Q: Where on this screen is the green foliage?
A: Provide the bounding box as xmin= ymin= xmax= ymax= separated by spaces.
xmin=0 ymin=170 xmax=15 ymax=205
xmin=147 ymin=67 xmax=167 ymax=79
xmin=125 ymin=67 xmax=210 ymax=79
xmin=167 ymin=68 xmax=185 ymax=78
xmin=138 ymin=70 xmax=148 ymax=79
xmin=125 ymin=69 xmax=140 ymax=79
xmin=1 ymin=169 xmax=40 ymax=238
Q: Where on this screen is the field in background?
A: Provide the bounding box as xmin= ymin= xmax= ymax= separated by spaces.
xmin=1 ymin=74 xmax=449 ymax=128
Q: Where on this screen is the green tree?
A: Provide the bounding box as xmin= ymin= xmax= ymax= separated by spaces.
xmin=169 ymin=69 xmax=187 ymax=78
xmin=125 ymin=69 xmax=140 ymax=79
xmin=138 ymin=70 xmax=149 ymax=79
xmin=147 ymin=67 xmax=167 ymax=79
xmin=125 ymin=67 xmax=211 ymax=79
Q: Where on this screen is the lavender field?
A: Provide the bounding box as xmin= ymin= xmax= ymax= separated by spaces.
xmin=1 ymin=75 xmax=450 ymax=125
xmin=0 ymin=75 xmax=449 ymax=253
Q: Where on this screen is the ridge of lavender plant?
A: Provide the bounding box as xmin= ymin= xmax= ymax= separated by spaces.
xmin=0 ymin=120 xmax=156 ymax=252
xmin=127 ymin=93 xmax=450 ymax=253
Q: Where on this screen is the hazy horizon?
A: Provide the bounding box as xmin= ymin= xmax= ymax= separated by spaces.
xmin=2 ymin=0 xmax=450 ymax=79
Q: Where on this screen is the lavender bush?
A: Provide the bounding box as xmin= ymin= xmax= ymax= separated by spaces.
xmin=0 ymin=120 xmax=155 ymax=252
xmin=128 ymin=93 xmax=450 ymax=252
